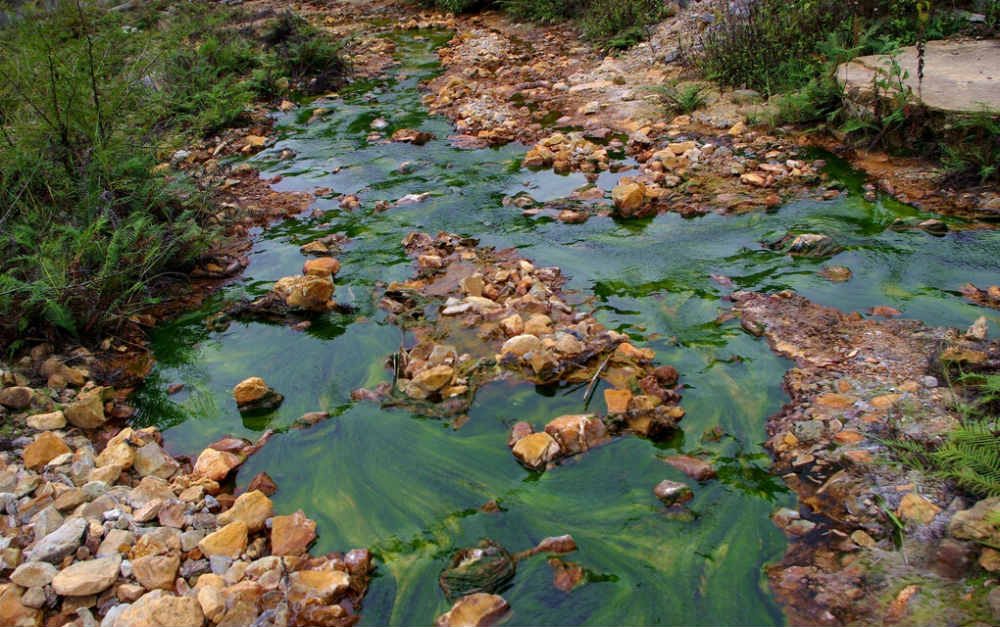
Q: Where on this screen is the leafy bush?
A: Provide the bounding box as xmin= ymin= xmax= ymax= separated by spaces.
xmin=650 ymin=83 xmax=708 ymax=114
xmin=0 ymin=1 xmax=349 ymax=347
xmin=579 ymin=0 xmax=665 ymax=48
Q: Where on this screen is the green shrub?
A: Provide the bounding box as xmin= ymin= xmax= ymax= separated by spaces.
xmin=650 ymin=83 xmax=708 ymax=115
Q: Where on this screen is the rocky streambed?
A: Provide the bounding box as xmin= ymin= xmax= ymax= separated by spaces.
xmin=5 ymin=2 xmax=1000 ymax=625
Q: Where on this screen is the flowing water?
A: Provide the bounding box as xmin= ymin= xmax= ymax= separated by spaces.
xmin=132 ymin=31 xmax=1000 ymax=625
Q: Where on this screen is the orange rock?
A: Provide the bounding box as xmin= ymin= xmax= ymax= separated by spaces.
xmin=814 ymin=393 xmax=858 ymax=410
xmin=23 ymin=431 xmax=71 ymax=469
xmin=604 ymin=389 xmax=632 ymax=414
xmin=193 ymin=448 xmax=242 ymax=481
xmin=303 ymin=257 xmax=341 ymax=277
xmin=271 ymin=510 xmax=317 ymax=556
xmin=871 ymin=394 xmax=902 ymax=409
xmin=834 ymin=431 xmax=865 ymax=444
xmin=898 ymin=493 xmax=941 ymax=525
xmin=199 ymin=521 xmax=248 ymax=559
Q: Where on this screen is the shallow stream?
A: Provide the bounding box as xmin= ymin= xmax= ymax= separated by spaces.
xmin=133 ymin=31 xmax=1000 ymax=625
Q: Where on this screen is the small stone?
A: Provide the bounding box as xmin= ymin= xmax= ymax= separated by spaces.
xmin=501 ymin=335 xmax=542 ymax=356
xmin=10 ymin=561 xmax=58 ymax=587
xmin=114 ymin=592 xmax=204 ymax=627
xmin=303 ymin=257 xmax=341 ymax=278
xmin=198 ymin=522 xmax=248 ymax=560
xmin=197 ymin=585 xmax=225 ymax=623
xmin=989 ymin=587 xmax=1000 ymax=622
xmin=192 ymin=448 xmax=242 ymax=481
xmin=289 ymin=569 xmax=350 ymax=602
xmin=26 ymin=517 xmax=86 ymax=563
xmin=26 ymin=411 xmax=66 ymax=431
xmin=246 ymin=472 xmax=278 ymax=496
xmin=851 ymin=529 xmax=877 ymax=549
xmin=23 ymin=431 xmax=71 ymax=469
xmin=663 ymin=455 xmax=716 ymax=481
xmin=435 ymin=593 xmax=510 ymax=627
xmin=544 ymin=414 xmax=606 ymax=454
xmin=410 ymin=365 xmax=455 ymax=395
xmin=612 ymin=179 xmax=646 ymax=215
xmin=133 ymin=442 xmax=179 ymax=479
xmin=511 ymin=432 xmax=562 ymax=470
xmin=653 ymin=480 xmax=693 ymax=505
xmin=898 ymin=492 xmax=941 ymax=525
xmin=19 ymin=587 xmax=45 ymax=610
xmin=51 ymin=554 xmax=121 ymax=596
xmin=133 ymin=553 xmax=180 ymax=591
xmin=272 ymin=275 xmax=334 ymax=310
xmin=819 ymin=266 xmax=852 ymax=282
xmin=523 ymin=314 xmax=553 ymax=337
xmin=979 ymin=547 xmax=1000 ymax=572
xmin=217 ymin=490 xmax=272 ymax=533
xmin=270 ymin=510 xmax=316 ymax=556
xmin=0 ymin=386 xmax=33 ymax=409
xmin=64 ymin=391 xmax=106 ymax=429
xmin=603 ymin=389 xmax=632 ymax=414
xmin=967 ymin=316 xmax=989 ymax=341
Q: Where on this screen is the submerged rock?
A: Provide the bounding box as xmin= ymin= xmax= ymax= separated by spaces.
xmin=653 ymin=479 xmax=693 ymax=506
xmin=439 ymin=539 xmax=516 ymax=602
xmin=435 ymin=593 xmax=510 ymax=627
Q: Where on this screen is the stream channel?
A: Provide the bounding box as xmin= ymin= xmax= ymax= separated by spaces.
xmin=132 ymin=30 xmax=1000 ymax=625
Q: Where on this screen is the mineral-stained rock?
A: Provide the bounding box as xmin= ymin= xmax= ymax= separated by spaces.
xmin=133 ymin=442 xmax=180 ymax=479
xmin=435 ymin=593 xmax=510 ymax=627
xmin=0 ymin=583 xmax=42 ymax=626
xmin=439 ymin=539 xmax=516 ymax=602
xmin=51 ymin=554 xmax=121 ymax=596
xmin=543 ymin=414 xmax=606 ymax=454
xmin=604 ymin=389 xmax=632 ymax=414
xmin=198 ymin=521 xmax=248 ymax=559
xmin=64 ymin=391 xmax=106 ymax=429
xmin=272 ymin=274 xmax=335 ymax=311
xmin=23 ymin=431 xmax=71 ymax=470
xmin=653 ymin=479 xmax=693 ymax=505
xmin=217 ymin=490 xmax=272 ymax=532
xmin=113 ymin=591 xmax=204 ymax=627
xmin=132 ymin=553 xmax=180 ymax=590
xmin=192 ymin=448 xmax=242 ymax=481
xmin=612 ymin=178 xmax=646 ymax=216
xmin=511 ymin=432 xmax=562 ymax=470
xmin=507 ymin=421 xmax=534 ymax=447
xmin=271 ymin=510 xmax=316 ymax=556
xmin=232 ymin=377 xmax=283 ymax=412
xmin=898 ymin=492 xmax=941 ymax=525
xmin=247 ymin=472 xmax=278 ymax=496
xmin=303 ymin=257 xmax=341 ymax=277
xmin=289 ymin=569 xmax=350 ymax=602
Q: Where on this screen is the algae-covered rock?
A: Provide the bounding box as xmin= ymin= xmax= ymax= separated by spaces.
xmin=439 ymin=539 xmax=516 ymax=602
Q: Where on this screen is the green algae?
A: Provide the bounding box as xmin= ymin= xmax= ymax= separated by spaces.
xmin=131 ymin=31 xmax=1000 ymax=625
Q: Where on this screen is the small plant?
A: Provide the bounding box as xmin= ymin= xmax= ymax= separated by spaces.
xmin=651 ymin=83 xmax=707 ymax=114
xmin=884 ymin=373 xmax=1000 ymax=499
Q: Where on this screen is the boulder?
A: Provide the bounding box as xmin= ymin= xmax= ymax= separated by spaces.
xmin=289 ymin=569 xmax=350 ymax=602
xmin=51 ymin=554 xmax=121 ymax=596
xmin=435 ymin=593 xmax=510 ymax=627
xmin=303 ymin=257 xmax=341 ymax=277
xmin=133 ymin=442 xmax=180 ymax=479
xmin=10 ymin=562 xmax=58 ymax=588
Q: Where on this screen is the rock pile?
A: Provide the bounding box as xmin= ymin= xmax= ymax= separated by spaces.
xmin=0 ymin=357 xmax=373 ymax=627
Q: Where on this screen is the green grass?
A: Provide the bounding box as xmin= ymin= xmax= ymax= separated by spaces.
xmin=0 ymin=1 xmax=349 ymax=350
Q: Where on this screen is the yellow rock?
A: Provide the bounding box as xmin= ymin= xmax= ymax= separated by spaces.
xmin=217 ymin=490 xmax=273 ymax=533
xmin=604 ymin=389 xmax=632 ymax=414
xmin=511 ymin=432 xmax=562 ymax=470
xmin=272 ymin=275 xmax=334 ymax=311
xmin=232 ymin=377 xmax=270 ymax=405
xmin=23 ymin=431 xmax=71 ymax=470
xmin=898 ymin=492 xmax=941 ymax=525
xmin=193 ymin=448 xmax=242 ymax=481
xmin=198 ymin=522 xmax=248 ymax=559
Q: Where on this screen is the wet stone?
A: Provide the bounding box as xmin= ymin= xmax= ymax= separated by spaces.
xmin=439 ymin=539 xmax=516 ymax=602
xmin=653 ymin=480 xmax=693 ymax=506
